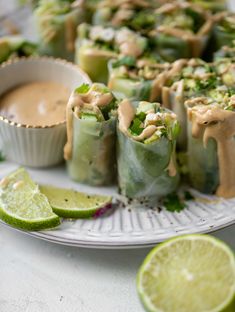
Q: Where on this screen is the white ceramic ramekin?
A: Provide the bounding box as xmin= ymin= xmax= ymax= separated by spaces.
xmin=0 ymin=57 xmax=91 ymax=168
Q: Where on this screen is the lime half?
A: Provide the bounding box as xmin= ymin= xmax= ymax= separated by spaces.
xmin=40 ymin=185 xmax=112 ymax=218
xmin=137 ymin=234 xmax=235 ymax=312
xmin=0 ymin=168 xmax=60 ymax=231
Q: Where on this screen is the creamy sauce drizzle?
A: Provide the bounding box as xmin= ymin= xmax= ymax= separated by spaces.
xmin=150 ymin=71 xmax=168 ymax=102
xmin=65 ymin=15 xmax=76 ymax=52
xmin=64 ymin=87 xmax=113 ymax=160
xmin=162 ymin=59 xmax=214 ymax=109
xmin=100 ymin=0 xmax=151 ymax=10
xmin=167 ymin=154 xmax=177 ymax=177
xmin=162 ymin=59 xmax=187 ymax=109
xmin=0 ymin=82 xmax=70 ymax=127
xmin=115 ymin=31 xmax=144 ymax=58
xmin=117 ymin=99 xmax=135 ymax=135
xmin=119 ymin=41 xmax=142 ymax=58
xmin=187 ymin=104 xmax=235 ymax=198
xmin=118 ymin=100 xmax=158 ymax=140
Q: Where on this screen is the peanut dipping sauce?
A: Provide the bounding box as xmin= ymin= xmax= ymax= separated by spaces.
xmin=0 ymin=81 xmax=70 ymax=127
xmin=186 ymin=100 xmax=235 ymax=199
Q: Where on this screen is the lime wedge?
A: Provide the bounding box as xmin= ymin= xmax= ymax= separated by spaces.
xmin=137 ymin=235 xmax=235 ymax=312
xmin=40 ymin=185 xmax=112 ymax=219
xmin=0 ymin=168 xmax=60 ymax=231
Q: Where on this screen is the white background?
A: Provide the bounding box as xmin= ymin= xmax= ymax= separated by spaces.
xmin=0 ymin=1 xmax=235 ymax=311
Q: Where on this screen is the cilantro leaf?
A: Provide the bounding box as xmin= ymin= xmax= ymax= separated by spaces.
xmin=195 ymin=75 xmax=217 ymax=92
xmin=163 ymin=193 xmax=186 ymax=212
xmin=75 ymin=84 xmax=90 ymax=94
xmin=136 ymin=112 xmax=146 ymax=122
xmin=129 ymin=117 xmax=144 ymax=135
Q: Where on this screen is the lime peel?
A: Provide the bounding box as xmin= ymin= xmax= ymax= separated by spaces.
xmin=40 ymin=185 xmax=113 ymax=219
xmin=137 ymin=234 xmax=235 ymax=312
xmin=0 ymin=168 xmax=60 ymax=231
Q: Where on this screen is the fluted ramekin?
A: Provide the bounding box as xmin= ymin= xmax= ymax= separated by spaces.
xmin=0 ymin=57 xmax=91 ymax=168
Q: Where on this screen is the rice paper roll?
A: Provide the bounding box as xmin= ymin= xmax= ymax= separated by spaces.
xmin=149 ymin=2 xmax=213 ymax=62
xmin=117 ymin=100 xmax=180 ymax=199
xmin=108 ymin=55 xmax=170 ymax=102
xmin=75 ymin=25 xmax=148 ymax=83
xmin=64 ymin=83 xmax=119 ymax=186
xmin=34 ymin=0 xmax=88 ymax=61
xmin=0 ymin=36 xmax=37 ymax=64
xmin=92 ymin=0 xmax=156 ymax=35
xmin=162 ymin=58 xmax=218 ymax=150
xmin=185 ymin=87 xmax=235 ymax=198
xmin=213 ymin=12 xmax=235 ymax=50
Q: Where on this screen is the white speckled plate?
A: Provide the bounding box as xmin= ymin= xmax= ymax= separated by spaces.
xmin=0 ymin=161 xmax=235 ymax=249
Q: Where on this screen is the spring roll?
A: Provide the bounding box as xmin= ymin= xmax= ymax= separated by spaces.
xmin=149 ymin=2 xmax=213 ymax=62
xmin=92 ymin=0 xmax=156 ymax=35
xmin=0 ymin=36 xmax=37 ymax=64
xmin=117 ymin=100 xmax=180 ymax=199
xmin=75 ymin=24 xmax=148 ymax=83
xmin=162 ymin=58 xmax=218 ymax=150
xmin=185 ymin=86 xmax=235 ymax=198
xmin=34 ymin=0 xmax=88 ymax=61
xmin=108 ymin=55 xmax=171 ymax=102
xmin=213 ymin=12 xmax=235 ymax=50
xmin=64 ymin=83 xmax=119 ymax=186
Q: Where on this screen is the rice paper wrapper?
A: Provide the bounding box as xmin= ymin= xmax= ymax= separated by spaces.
xmin=117 ymin=130 xmax=179 ymax=199
xmin=214 ymin=26 xmax=235 ymax=50
xmin=67 ymin=116 xmax=116 ymax=186
xmin=152 ymin=33 xmax=209 ymax=62
xmin=108 ymin=64 xmax=167 ymax=102
xmin=108 ymin=78 xmax=156 ymax=102
xmin=35 ymin=8 xmax=87 ymax=61
xmin=163 ymin=88 xmax=187 ymax=150
xmin=75 ymin=44 xmax=116 ymax=83
xmin=187 ymin=118 xmax=219 ymax=194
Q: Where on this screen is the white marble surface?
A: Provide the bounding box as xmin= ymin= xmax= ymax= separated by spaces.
xmin=0 ymin=1 xmax=235 ymax=311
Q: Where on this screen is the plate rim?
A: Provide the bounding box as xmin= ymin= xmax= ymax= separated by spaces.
xmin=1 ymin=218 xmax=235 ymax=249
xmin=1 ymin=162 xmax=235 ymax=249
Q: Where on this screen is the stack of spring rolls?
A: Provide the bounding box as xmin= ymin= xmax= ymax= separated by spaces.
xmin=64 ymin=82 xmax=180 ymax=200
xmin=6 ymin=0 xmax=235 ymax=200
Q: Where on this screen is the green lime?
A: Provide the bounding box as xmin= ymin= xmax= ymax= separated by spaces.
xmin=0 ymin=168 xmax=60 ymax=231
xmin=40 ymin=185 xmax=112 ymax=219
xmin=137 ymin=234 xmax=235 ymax=312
